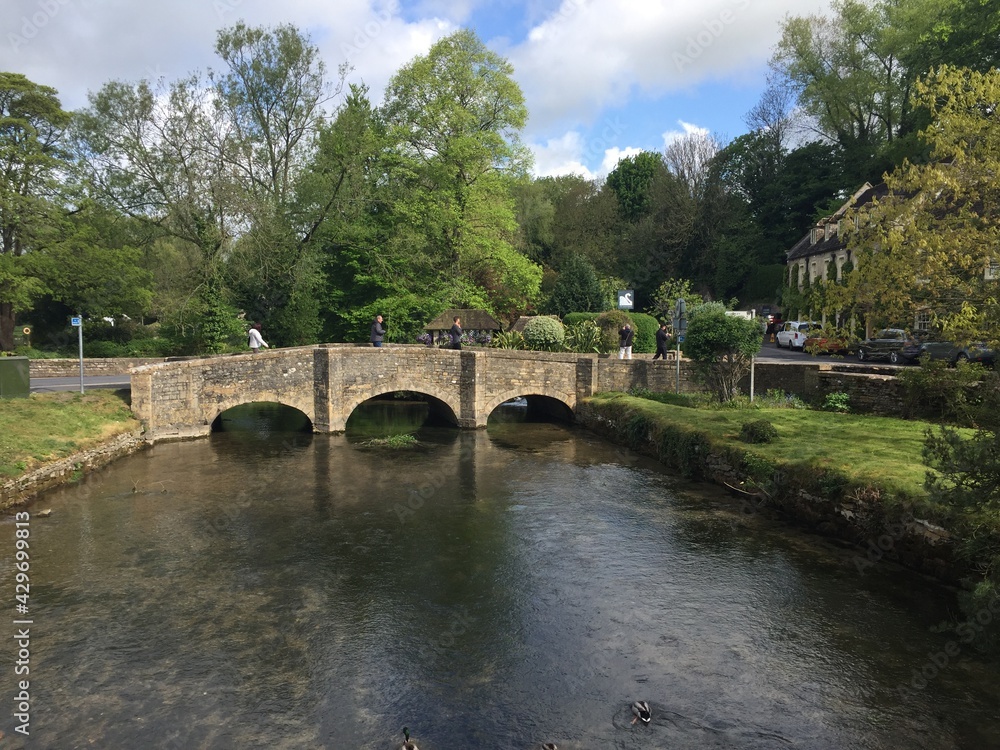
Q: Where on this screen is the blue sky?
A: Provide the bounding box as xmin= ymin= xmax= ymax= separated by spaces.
xmin=2 ymin=0 xmax=829 ymax=178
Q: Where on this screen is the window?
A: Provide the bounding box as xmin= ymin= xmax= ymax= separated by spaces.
xmin=987 ymin=259 xmax=1000 ymax=281
xmin=914 ymin=310 xmax=931 ymax=332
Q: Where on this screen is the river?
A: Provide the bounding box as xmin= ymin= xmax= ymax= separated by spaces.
xmin=1 ymin=400 xmax=998 ymax=749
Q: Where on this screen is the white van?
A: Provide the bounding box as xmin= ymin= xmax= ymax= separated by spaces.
xmin=776 ymin=321 xmax=820 ymax=350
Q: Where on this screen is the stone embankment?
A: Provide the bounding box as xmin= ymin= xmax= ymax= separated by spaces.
xmin=0 ymin=430 xmax=147 ymax=510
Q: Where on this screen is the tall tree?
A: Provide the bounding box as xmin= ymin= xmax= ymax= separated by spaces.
xmin=380 ymin=29 xmax=540 ymax=317
xmin=0 ymin=73 xmax=70 ymax=350
xmin=771 ymin=0 xmax=912 ymax=180
xmin=74 ymin=23 xmax=336 ymax=347
xmin=829 ymin=66 xmax=1000 ymax=337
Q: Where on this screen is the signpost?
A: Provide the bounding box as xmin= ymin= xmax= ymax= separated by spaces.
xmin=71 ymin=316 xmax=84 ymax=394
xmin=673 ymin=299 xmax=687 ymax=394
xmin=617 ymin=289 xmax=634 ymax=310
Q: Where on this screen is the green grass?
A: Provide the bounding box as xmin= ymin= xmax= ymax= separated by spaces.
xmin=0 ymin=391 xmax=139 ymax=478
xmin=588 ymin=392 xmax=964 ymax=499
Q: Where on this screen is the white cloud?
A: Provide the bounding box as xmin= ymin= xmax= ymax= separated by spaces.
xmin=508 ymin=0 xmax=828 ymax=138
xmin=661 ymin=120 xmax=710 ymax=148
xmin=528 ymin=130 xmax=644 ymax=178
xmin=599 ymin=146 xmax=643 ymax=174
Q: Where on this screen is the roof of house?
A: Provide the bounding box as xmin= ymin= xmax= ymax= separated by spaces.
xmin=786 ymin=182 xmax=889 ymax=263
xmin=508 ymin=314 xmax=560 ymax=333
xmin=424 ymin=309 xmax=502 ymax=331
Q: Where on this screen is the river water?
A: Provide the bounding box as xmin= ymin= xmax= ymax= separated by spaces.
xmin=2 ymin=400 xmax=999 ymax=749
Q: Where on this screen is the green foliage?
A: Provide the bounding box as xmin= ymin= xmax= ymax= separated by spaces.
xmin=562 ymin=312 xmax=599 ymax=327
xmin=742 ymin=264 xmax=786 ymax=303
xmin=544 ymin=254 xmax=607 ymax=315
xmin=682 ymin=302 xmax=763 ymax=401
xmin=522 ymin=316 xmax=565 ymax=351
xmin=605 ymin=151 xmax=664 ymax=221
xmin=739 ymin=419 xmax=779 ymax=444
xmin=593 ymin=309 xmax=633 ymax=353
xmin=563 ymin=320 xmax=603 ymax=354
xmin=897 ymin=358 xmax=988 ymax=425
xmin=491 ymin=330 xmax=525 ymax=350
xmin=821 ymin=392 xmax=851 ymax=413
xmin=648 ymin=278 xmax=703 ymax=324
xmin=629 ymin=312 xmax=659 ymax=354
xmin=359 ymin=434 xmax=419 ymax=448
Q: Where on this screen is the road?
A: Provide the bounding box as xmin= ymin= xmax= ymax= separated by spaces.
xmin=30 ymin=375 xmax=132 ymax=393
xmin=755 ymin=338 xmax=911 ymax=369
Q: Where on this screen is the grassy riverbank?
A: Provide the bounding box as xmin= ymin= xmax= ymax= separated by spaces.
xmin=584 ymin=391 xmax=964 ymax=511
xmin=0 ymin=391 xmax=139 ymax=478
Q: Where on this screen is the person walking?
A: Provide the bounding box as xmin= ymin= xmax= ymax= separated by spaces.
xmin=653 ymin=322 xmax=671 ymax=360
xmin=370 ymin=315 xmax=385 ymax=347
xmin=450 ymin=316 xmax=463 ymax=350
xmin=618 ymin=323 xmax=634 ymax=360
xmin=247 ymin=323 xmax=268 ymax=354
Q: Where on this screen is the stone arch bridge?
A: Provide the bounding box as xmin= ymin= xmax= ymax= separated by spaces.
xmin=130 ymin=345 xmax=683 ymax=442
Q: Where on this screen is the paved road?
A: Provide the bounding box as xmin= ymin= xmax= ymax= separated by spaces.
xmin=30 ymin=375 xmax=132 ymax=393
xmin=756 ymin=338 xmax=911 ymax=369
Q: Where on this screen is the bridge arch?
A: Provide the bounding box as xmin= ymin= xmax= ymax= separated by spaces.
xmin=211 ymin=401 xmax=314 ymax=433
xmin=483 ymin=389 xmax=576 ymax=423
xmin=342 ymin=389 xmax=460 ymax=428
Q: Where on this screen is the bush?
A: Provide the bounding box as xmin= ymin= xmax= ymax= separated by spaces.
xmin=897 ymin=357 xmax=987 ymax=425
xmin=562 ymin=312 xmax=600 ymax=327
xmin=491 ymin=331 xmax=525 ymax=350
xmin=682 ymin=303 xmax=762 ymax=401
xmin=630 ymin=312 xmax=659 ymax=354
xmin=594 ymin=310 xmax=633 ymax=353
xmin=739 ymin=419 xmax=779 ymax=444
xmin=522 ymin=316 xmax=565 ymax=351
xmin=563 ymin=320 xmax=603 ymax=353
xmin=83 ymin=340 xmax=128 ymax=358
xmin=821 ymin=392 xmax=851 ymax=413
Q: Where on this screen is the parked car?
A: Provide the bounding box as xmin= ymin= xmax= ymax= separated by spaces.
xmin=855 ymin=328 xmax=922 ymax=364
xmin=804 ymin=330 xmax=852 ymax=355
xmin=916 ymin=339 xmax=996 ymax=367
xmin=776 ymin=321 xmax=821 ymax=350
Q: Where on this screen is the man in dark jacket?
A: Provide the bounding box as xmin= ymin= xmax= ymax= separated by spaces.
xmin=370 ymin=315 xmax=385 ymax=347
xmin=653 ymin=322 xmax=671 ymax=360
xmin=618 ymin=323 xmax=634 ymax=359
xmin=450 ymin=316 xmax=463 ymax=350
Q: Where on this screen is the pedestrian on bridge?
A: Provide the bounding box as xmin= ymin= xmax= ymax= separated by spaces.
xmin=370 ymin=315 xmax=385 ymax=347
xmin=653 ymin=322 xmax=671 ymax=360
xmin=450 ymin=316 xmax=463 ymax=350
xmin=618 ymin=323 xmax=634 ymax=360
xmin=248 ymin=323 xmax=268 ymax=354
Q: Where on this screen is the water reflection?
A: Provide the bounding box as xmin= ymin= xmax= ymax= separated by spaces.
xmin=0 ymin=401 xmax=998 ymax=749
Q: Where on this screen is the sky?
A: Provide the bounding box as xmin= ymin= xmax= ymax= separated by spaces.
xmin=2 ymin=0 xmax=830 ymax=179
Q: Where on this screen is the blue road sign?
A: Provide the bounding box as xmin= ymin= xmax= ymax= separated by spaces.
xmin=71 ymin=317 xmax=82 ymax=326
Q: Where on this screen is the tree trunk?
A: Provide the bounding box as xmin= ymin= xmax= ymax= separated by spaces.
xmin=0 ymin=302 xmax=14 ymax=352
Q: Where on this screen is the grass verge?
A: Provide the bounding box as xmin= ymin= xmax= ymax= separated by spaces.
xmin=586 ymin=392 xmax=967 ymax=509
xmin=0 ymin=391 xmax=139 ymax=478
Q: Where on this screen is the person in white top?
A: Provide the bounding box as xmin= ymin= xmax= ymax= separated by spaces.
xmin=248 ymin=323 xmax=268 ymax=353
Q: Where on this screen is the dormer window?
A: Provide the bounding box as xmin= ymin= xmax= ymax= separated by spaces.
xmin=811 ymin=227 xmax=822 ymax=244
xmin=987 ymin=259 xmax=1000 ymax=281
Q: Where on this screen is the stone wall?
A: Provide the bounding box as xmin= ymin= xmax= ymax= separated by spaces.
xmin=747 ymin=362 xmax=906 ymax=415
xmin=30 ymin=357 xmax=175 ymax=378
xmin=0 ymin=430 xmax=146 ymax=510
